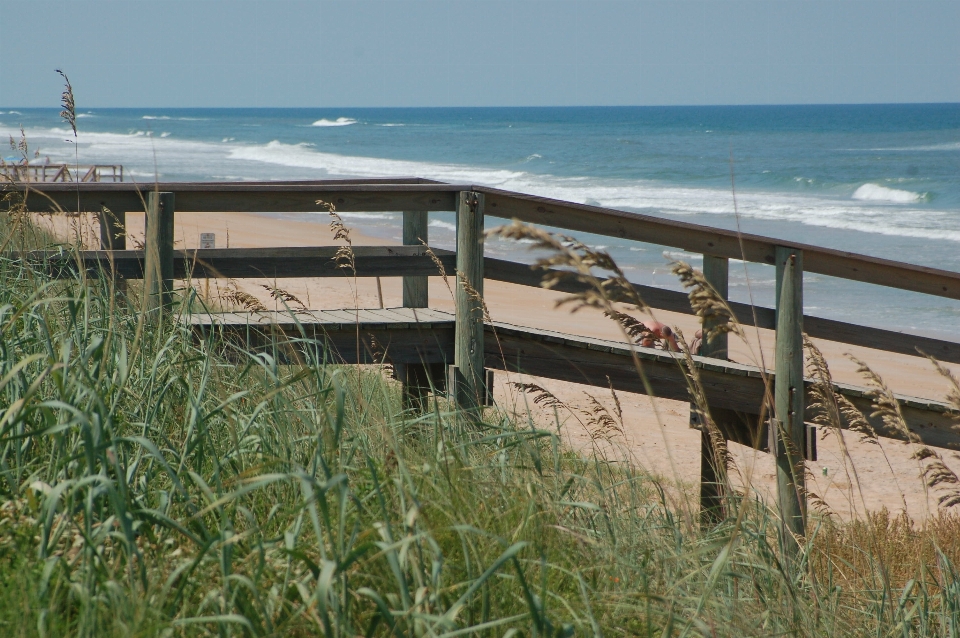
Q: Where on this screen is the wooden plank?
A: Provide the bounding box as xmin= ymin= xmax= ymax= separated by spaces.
xmin=455 ymin=192 xmax=486 ymax=414
xmin=774 ymin=247 xmax=806 ymax=546
xmin=16 ymin=182 xmax=462 ymax=214
xmin=402 ymin=211 xmax=429 ymax=307
xmin=478 ymin=186 xmax=960 ymax=301
xmin=398 ymin=210 xmax=432 ymax=409
xmin=698 ymin=255 xmax=729 ymax=523
xmin=182 ymin=307 xmax=960 ymax=448
xmin=145 ymin=192 xmax=175 ymax=314
xmin=192 ymin=312 xmax=455 ymax=366
xmin=482 ymin=319 xmax=960 ymax=449
xmin=17 ymin=179 xmax=960 ymax=300
xmin=483 ymin=256 xmax=960 ymax=364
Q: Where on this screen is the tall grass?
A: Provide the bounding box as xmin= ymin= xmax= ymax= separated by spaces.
xmin=2 ymin=194 xmax=960 ymax=637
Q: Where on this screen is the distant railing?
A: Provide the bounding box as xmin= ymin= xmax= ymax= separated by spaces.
xmin=9 ymin=178 xmax=960 ymax=539
xmin=1 ymin=163 xmax=123 ymax=183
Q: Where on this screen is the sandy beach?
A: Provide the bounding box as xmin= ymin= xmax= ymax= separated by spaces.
xmin=46 ymin=210 xmax=960 ymax=521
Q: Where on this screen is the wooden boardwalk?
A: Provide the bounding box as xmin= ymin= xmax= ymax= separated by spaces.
xmin=188 ymin=307 xmax=960 ymax=450
xmin=13 ymin=178 xmax=960 ymax=534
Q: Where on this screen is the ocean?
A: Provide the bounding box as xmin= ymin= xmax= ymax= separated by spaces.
xmin=2 ymin=105 xmax=959 ymax=339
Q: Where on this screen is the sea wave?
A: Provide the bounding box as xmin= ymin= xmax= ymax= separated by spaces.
xmin=429 ymin=220 xmax=456 ymax=232
xmin=5 ymin=124 xmax=960 ymax=244
xmin=311 ymin=118 xmax=357 ymax=127
xmin=860 ymin=142 xmax=960 ymax=152
xmin=852 ymin=183 xmax=925 ymax=204
xmin=142 ymin=115 xmax=208 ymax=121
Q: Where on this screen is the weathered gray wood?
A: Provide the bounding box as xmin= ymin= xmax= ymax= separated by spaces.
xmin=479 ymin=186 xmax=960 ymax=301
xmin=98 ymin=206 xmax=127 ymax=251
xmin=483 ymin=256 xmax=960 ymax=364
xmin=455 ymin=192 xmax=486 ymax=414
xmin=698 ymin=255 xmax=730 ymax=523
xmin=16 ymin=183 xmax=460 ymax=215
xmin=402 ymin=211 xmax=429 ymax=307
xmin=774 ymin=246 xmax=806 ymax=553
xmin=179 ymin=246 xmax=456 ymax=280
xmin=97 ymin=203 xmax=127 ymax=293
xmin=194 ymin=316 xmax=455 ymax=367
xmin=701 ymin=256 xmax=730 ymax=360
xmin=7 ymin=246 xmax=458 ymax=281
xmin=145 ymin=192 xmax=175 ymax=314
xmin=183 ymin=307 xmax=960 ymax=448
xmin=399 ymin=210 xmax=432 ymax=410
xmin=19 ymin=180 xmax=960 ymax=301
xmin=482 ymin=319 xmax=958 ymax=443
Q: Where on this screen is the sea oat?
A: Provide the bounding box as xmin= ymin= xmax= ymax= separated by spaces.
xmin=671 ymin=260 xmax=744 ymax=344
xmin=456 ymin=269 xmax=491 ymax=323
xmin=222 ymin=284 xmax=267 ymax=312
xmin=319 ymin=200 xmax=356 ymax=275
xmin=55 ymin=70 xmax=77 ymax=137
xmin=581 ymin=392 xmax=624 ymax=443
xmin=510 ymin=382 xmax=569 ymax=411
xmin=490 ymin=221 xmax=647 ymax=313
xmin=422 ymin=240 xmax=454 ymax=298
xmin=853 ymin=355 xmax=960 ymax=507
xmin=260 ymin=284 xmax=308 ymax=311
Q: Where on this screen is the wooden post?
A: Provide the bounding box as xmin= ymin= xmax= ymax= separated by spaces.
xmin=454 ymin=191 xmax=485 ymax=416
xmin=774 ymin=246 xmax=806 ymax=557
xmin=399 ymin=210 xmax=432 ymax=410
xmin=402 ymin=211 xmax=428 ymax=307
xmin=697 ymin=255 xmax=729 ymax=524
xmin=145 ymin=191 xmax=175 ymax=317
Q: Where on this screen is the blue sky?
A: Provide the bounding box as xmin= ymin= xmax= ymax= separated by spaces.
xmin=1 ymin=0 xmax=957 ymax=107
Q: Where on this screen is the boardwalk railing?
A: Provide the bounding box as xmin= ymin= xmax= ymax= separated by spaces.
xmin=8 ymin=179 xmax=960 ymax=541
xmin=1 ymin=163 xmax=123 ymax=183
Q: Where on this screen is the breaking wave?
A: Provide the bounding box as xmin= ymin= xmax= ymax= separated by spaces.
xmin=852 ymin=183 xmax=926 ymax=204
xmin=311 ymin=118 xmax=357 ymax=127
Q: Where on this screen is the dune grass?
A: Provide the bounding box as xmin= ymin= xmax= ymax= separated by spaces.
xmin=2 ymin=194 xmax=960 ymax=637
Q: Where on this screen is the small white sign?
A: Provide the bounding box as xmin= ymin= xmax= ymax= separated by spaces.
xmin=200 ymin=233 xmax=216 ymax=249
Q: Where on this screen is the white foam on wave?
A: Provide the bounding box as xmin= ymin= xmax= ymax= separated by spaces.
xmin=336 ymin=212 xmax=395 ymax=220
xmin=227 ymin=139 xmax=960 ymax=242
xmin=142 ymin=115 xmax=208 ymax=121
xmin=852 ymin=183 xmax=924 ymax=204
xmin=311 ymin=117 xmax=357 ymax=127
xmin=861 ymin=142 xmax=960 ymax=152
xmin=5 ymin=123 xmax=958 ymax=245
xmin=429 ymin=220 xmax=456 ymax=232
xmin=377 ymin=123 xmax=405 ymax=127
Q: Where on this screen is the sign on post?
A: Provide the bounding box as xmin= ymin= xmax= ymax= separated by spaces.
xmin=200 ymin=233 xmax=216 ymax=249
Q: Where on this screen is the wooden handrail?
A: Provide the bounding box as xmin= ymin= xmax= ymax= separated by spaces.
xmin=12 ymin=180 xmax=960 ymax=302
xmin=477 ymin=186 xmax=960 ymax=301
xmin=10 ymin=246 xmax=960 ymax=364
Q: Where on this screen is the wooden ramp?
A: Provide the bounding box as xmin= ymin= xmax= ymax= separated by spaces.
xmin=188 ymin=307 xmax=960 ymax=450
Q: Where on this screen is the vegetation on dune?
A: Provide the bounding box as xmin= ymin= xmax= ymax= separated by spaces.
xmin=1 ymin=190 xmax=960 ymax=637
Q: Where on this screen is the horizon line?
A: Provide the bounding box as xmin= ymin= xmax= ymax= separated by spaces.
xmin=3 ymin=102 xmax=960 ymax=110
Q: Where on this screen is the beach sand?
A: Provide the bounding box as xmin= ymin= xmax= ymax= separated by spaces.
xmin=47 ymin=210 xmax=960 ymax=521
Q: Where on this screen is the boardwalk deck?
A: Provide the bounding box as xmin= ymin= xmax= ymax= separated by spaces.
xmin=188 ymin=308 xmax=960 ymax=450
